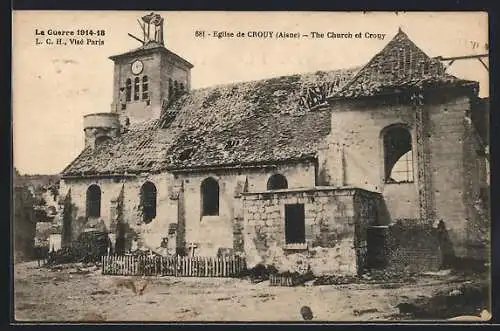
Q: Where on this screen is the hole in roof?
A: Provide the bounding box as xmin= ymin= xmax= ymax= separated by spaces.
xmin=179 ymin=148 xmax=195 ymax=161
xmin=225 ymin=139 xmax=240 ymax=150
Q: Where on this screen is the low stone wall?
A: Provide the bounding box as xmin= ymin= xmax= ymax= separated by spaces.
xmin=241 ymin=187 xmax=382 ymax=276
xmin=385 ymin=219 xmax=443 ymax=272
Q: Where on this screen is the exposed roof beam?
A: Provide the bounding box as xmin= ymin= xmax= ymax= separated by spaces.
xmin=434 ymin=54 xmax=488 ymax=61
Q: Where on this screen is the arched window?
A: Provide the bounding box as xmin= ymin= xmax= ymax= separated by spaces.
xmin=142 ymin=76 xmax=149 ymax=100
xmin=125 ymin=78 xmax=132 ymax=102
xmin=86 ymin=185 xmax=101 ymax=218
xmin=134 ymin=77 xmax=140 ymax=101
xmin=180 ymin=82 xmax=185 ymax=92
xmin=267 ymin=173 xmax=288 ymax=190
xmin=201 ymin=177 xmax=219 ymax=216
xmin=95 ymin=136 xmax=112 ymax=146
xmin=168 ymin=78 xmax=173 ymax=100
xmin=382 ymin=125 xmax=414 ymax=183
xmin=174 ymin=80 xmax=179 ymax=98
xmin=140 ymin=181 xmax=157 ymax=224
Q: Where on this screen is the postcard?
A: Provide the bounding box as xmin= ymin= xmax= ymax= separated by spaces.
xmin=12 ymin=11 xmax=490 ymax=322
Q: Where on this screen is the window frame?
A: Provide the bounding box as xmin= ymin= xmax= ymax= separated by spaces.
xmin=86 ymin=184 xmax=101 ymax=218
xmin=201 ymin=177 xmax=220 ymax=217
xmin=133 ymin=77 xmax=140 ymax=101
xmin=267 ymin=173 xmax=288 ymax=190
xmin=284 ymin=203 xmax=306 ymax=245
xmin=142 ymin=75 xmax=149 ymax=100
xmin=381 ymin=124 xmax=415 ymax=184
xmin=140 ymin=181 xmax=157 ymax=224
xmin=125 ymin=78 xmax=132 ymax=102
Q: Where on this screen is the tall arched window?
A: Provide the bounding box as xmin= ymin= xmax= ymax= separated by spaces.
xmin=140 ymin=181 xmax=157 ymax=224
xmin=142 ymin=75 xmax=149 ymax=100
xmin=382 ymin=125 xmax=414 ymax=183
xmin=86 ymin=185 xmax=101 ymax=218
xmin=168 ymin=78 xmax=173 ymax=100
xmin=180 ymin=82 xmax=185 ymax=93
xmin=201 ymin=177 xmax=219 ymax=216
xmin=267 ymin=173 xmax=288 ymax=190
xmin=134 ymin=77 xmax=140 ymax=101
xmin=125 ymin=78 xmax=132 ymax=102
xmin=174 ymin=80 xmax=179 ymax=98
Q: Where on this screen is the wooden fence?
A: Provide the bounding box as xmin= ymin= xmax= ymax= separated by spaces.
xmin=101 ymin=255 xmax=247 ymax=277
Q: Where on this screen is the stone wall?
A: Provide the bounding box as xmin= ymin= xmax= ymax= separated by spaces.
xmin=59 ymin=159 xmax=316 ymax=256
xmin=242 ymin=187 xmax=382 ymax=276
xmin=111 ymin=51 xmax=191 ymax=124
xmin=325 ymin=96 xmax=419 ymax=215
xmin=426 ymin=92 xmax=488 ymax=259
xmin=173 ymin=160 xmax=316 ymax=256
xmin=325 ymin=90 xmax=487 ymax=260
xmin=60 ymin=172 xmax=179 ymax=254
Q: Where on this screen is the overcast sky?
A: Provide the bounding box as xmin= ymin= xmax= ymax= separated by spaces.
xmin=12 ymin=11 xmax=488 ymax=175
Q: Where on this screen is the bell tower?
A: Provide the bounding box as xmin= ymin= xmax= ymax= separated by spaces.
xmin=109 ymin=12 xmax=193 ymax=125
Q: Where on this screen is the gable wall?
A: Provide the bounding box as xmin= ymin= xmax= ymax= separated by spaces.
xmin=323 ymin=91 xmax=486 ymax=259
xmin=323 ymin=98 xmax=419 ymax=222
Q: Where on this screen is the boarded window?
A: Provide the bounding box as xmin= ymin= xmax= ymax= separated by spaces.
xmin=134 ymin=77 xmax=140 ymax=101
xmin=267 ymin=173 xmax=288 ymax=190
xmin=285 ymin=204 xmax=305 ymax=244
xmin=140 ymin=181 xmax=157 ymax=224
xmin=142 ymin=75 xmax=149 ymax=100
xmin=125 ymin=79 xmax=132 ymax=102
xmin=383 ymin=126 xmax=414 ymax=183
xmin=86 ymin=185 xmax=101 ymax=218
xmin=201 ymin=177 xmax=219 ymax=216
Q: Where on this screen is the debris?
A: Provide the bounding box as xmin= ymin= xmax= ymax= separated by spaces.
xmin=354 ymin=308 xmax=379 ymax=316
xmin=300 ymin=305 xmax=314 ymax=320
xmin=449 ymin=289 xmax=462 ymax=296
xmin=90 ymin=290 xmax=111 ymax=295
xmin=394 ymin=279 xmax=489 ymax=319
xmin=422 ymin=269 xmax=452 ymax=277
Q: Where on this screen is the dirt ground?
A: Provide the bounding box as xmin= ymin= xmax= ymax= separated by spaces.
xmin=13 ymin=261 xmax=490 ymax=322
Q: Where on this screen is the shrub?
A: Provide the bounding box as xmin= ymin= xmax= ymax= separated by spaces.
xmin=46 ymin=231 xmax=111 ymax=265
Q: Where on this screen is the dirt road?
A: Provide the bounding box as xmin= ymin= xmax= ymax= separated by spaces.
xmin=13 ymin=261 xmax=488 ymax=322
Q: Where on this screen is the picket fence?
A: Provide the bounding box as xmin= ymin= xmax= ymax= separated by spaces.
xmin=101 ymin=254 xmax=247 ymax=277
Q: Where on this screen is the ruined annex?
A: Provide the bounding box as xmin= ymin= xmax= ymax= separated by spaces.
xmin=59 ymin=15 xmax=490 ymax=276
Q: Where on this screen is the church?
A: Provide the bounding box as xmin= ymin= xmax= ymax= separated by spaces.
xmin=59 ymin=13 xmax=489 ymax=275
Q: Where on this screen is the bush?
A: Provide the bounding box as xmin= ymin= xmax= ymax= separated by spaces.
xmin=46 ymin=231 xmax=111 ymax=265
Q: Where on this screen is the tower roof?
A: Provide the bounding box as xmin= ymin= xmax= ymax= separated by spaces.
xmin=336 ymin=29 xmax=475 ymax=98
xmin=109 ymin=41 xmax=194 ymax=68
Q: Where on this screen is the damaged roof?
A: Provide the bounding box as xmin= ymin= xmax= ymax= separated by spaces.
xmin=62 ymin=69 xmax=355 ymax=176
xmin=62 ymin=29 xmax=477 ymax=177
xmin=336 ymin=29 xmax=476 ymax=99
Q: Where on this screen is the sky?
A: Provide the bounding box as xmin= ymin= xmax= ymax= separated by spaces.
xmin=12 ymin=11 xmax=489 ymax=175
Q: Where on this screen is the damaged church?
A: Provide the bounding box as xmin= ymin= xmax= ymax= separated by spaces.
xmin=59 ymin=13 xmax=489 ymax=276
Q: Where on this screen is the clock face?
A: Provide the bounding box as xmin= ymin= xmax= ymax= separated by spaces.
xmin=131 ymin=60 xmax=144 ymax=75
